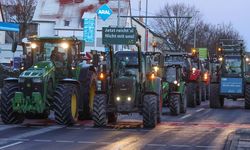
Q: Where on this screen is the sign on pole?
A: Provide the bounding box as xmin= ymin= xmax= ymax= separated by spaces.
xmin=96 ymin=4 xmax=113 ymax=21
xmin=102 ymin=27 xmax=138 ymax=45
xmin=0 ymin=22 xmax=19 ymax=32
xmin=198 ymin=48 xmax=208 ymax=59
xmin=83 ymin=18 xmax=95 ymax=43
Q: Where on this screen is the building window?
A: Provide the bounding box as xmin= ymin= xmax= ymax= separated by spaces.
xmin=64 ymin=20 xmax=70 ymax=26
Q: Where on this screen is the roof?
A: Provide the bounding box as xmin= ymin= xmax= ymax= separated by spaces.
xmin=131 ymin=17 xmax=161 ymax=38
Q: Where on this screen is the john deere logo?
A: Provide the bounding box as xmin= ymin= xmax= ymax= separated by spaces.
xmin=27 ymin=83 xmax=31 ymax=87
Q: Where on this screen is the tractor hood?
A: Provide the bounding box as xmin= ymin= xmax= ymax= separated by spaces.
xmin=114 ymin=76 xmax=136 ymax=102
xmin=19 ymin=61 xmax=54 ymax=78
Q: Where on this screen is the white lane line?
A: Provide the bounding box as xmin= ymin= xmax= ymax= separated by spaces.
xmin=0 ymin=141 xmax=23 ymax=150
xmin=66 ymin=127 xmax=81 ymax=130
xmin=170 ymin=144 xmax=191 ymax=147
xmin=0 ymin=125 xmax=19 ymax=131
xmin=196 ymin=108 xmax=205 ymax=112
xmin=77 ymin=141 xmax=97 ymax=144
xmin=0 ymin=126 xmax=62 ymax=145
xmin=147 ymin=144 xmax=166 ymax=147
xmin=180 ymin=114 xmax=192 ymax=119
xmin=33 ymin=139 xmax=52 ymax=142
xmin=56 ymin=140 xmax=74 ymax=143
xmin=0 ymin=138 xmax=29 ymax=141
xmin=196 ymin=145 xmax=217 ymax=148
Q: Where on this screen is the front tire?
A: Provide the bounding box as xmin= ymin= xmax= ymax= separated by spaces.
xmin=180 ymin=87 xmax=187 ymax=113
xmin=209 ymin=83 xmax=222 ymax=108
xmin=187 ymin=83 xmax=197 ymax=107
xmin=143 ymin=94 xmax=157 ymax=128
xmin=169 ymin=94 xmax=181 ymax=115
xmin=54 ymin=84 xmax=79 ymax=125
xmin=245 ymin=84 xmax=250 ymax=109
xmin=1 ymin=83 xmax=24 ymax=124
xmin=92 ymin=94 xmax=107 ymax=127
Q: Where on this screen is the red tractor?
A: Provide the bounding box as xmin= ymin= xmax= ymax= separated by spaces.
xmin=186 ymin=48 xmax=210 ymax=107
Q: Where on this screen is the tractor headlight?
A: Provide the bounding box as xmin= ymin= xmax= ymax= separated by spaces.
xmin=173 ymin=80 xmax=178 ymax=85
xmin=31 ymin=43 xmax=37 ymax=49
xmin=116 ymin=96 xmax=121 ymax=101
xmin=61 ymin=42 xmax=69 ymax=49
xmin=18 ymin=78 xmax=25 ymax=83
xmin=127 ymin=96 xmax=131 ymax=101
xmin=153 ymin=66 xmax=159 ymax=73
xmin=32 ymin=78 xmax=42 ymax=83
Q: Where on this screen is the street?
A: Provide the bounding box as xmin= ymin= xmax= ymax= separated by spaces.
xmin=0 ymin=100 xmax=248 ymax=150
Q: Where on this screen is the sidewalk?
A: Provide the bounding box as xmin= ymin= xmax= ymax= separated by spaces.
xmin=225 ymin=129 xmax=250 ymax=150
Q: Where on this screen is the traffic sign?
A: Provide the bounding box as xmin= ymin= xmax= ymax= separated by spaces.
xmin=96 ymin=4 xmax=112 ymax=21
xmin=0 ymin=22 xmax=19 ymax=32
xmin=83 ymin=18 xmax=95 ymax=43
xmin=102 ymin=27 xmax=138 ymax=45
xmin=198 ymin=48 xmax=208 ymax=59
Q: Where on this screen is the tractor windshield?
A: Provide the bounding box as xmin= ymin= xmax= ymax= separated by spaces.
xmin=223 ymin=56 xmax=242 ymax=75
xmin=165 ymin=67 xmax=177 ymax=83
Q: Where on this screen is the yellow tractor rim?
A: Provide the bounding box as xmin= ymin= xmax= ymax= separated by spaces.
xmin=89 ymin=83 xmax=96 ymax=112
xmin=71 ymin=94 xmax=77 ymax=119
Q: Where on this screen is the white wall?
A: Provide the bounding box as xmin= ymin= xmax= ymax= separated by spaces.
xmin=38 ymin=22 xmax=55 ymax=37
xmin=0 ymin=44 xmax=22 ymax=63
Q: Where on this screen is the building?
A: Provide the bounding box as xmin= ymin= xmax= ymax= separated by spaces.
xmin=131 ymin=17 xmax=163 ymax=52
xmin=32 ymin=0 xmax=132 ymax=52
xmin=0 ymin=2 xmax=5 ymax=44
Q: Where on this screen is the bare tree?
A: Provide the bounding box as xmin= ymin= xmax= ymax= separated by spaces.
xmin=2 ymin=0 xmax=37 ymax=43
xmin=151 ymin=3 xmax=199 ymax=51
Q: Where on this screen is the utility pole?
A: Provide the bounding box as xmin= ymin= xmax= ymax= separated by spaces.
xmin=145 ymin=0 xmax=148 ymax=52
xmin=117 ymin=0 xmax=120 ymax=27
xmin=193 ymin=11 xmax=200 ymax=49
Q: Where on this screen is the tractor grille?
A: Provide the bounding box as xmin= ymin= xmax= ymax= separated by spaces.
xmin=20 ymin=78 xmax=43 ymax=97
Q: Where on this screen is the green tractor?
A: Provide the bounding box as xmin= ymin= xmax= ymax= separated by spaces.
xmin=92 ymin=44 xmax=162 ymax=128
xmin=163 ymin=53 xmax=188 ymax=115
xmin=209 ymin=39 xmax=250 ymax=108
xmin=0 ymin=37 xmax=96 ymax=125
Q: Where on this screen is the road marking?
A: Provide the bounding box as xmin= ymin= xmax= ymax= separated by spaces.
xmin=66 ymin=127 xmax=81 ymax=130
xmin=170 ymin=144 xmax=191 ymax=147
xmin=196 ymin=108 xmax=205 ymax=112
xmin=196 ymin=145 xmax=217 ymax=148
xmin=78 ymin=141 xmax=97 ymax=144
xmin=0 ymin=142 xmax=23 ymax=149
xmin=56 ymin=140 xmax=74 ymax=143
xmin=0 ymin=125 xmax=19 ymax=131
xmin=180 ymin=114 xmax=192 ymax=119
xmin=33 ymin=139 xmax=52 ymax=142
xmin=0 ymin=126 xmax=62 ymax=145
xmin=147 ymin=144 xmax=166 ymax=147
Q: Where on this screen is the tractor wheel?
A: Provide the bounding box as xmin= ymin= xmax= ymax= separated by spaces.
xmin=196 ymin=83 xmax=201 ymax=105
xmin=92 ymin=94 xmax=107 ymax=127
xmin=54 ymin=84 xmax=79 ymax=126
xmin=201 ymin=83 xmax=206 ymax=101
xmin=169 ymin=94 xmax=181 ymax=115
xmin=143 ymin=94 xmax=157 ymax=128
xmin=187 ymin=83 xmax=197 ymax=108
xmin=245 ymin=84 xmax=250 ymax=109
xmin=1 ymin=83 xmax=24 ymax=124
xmin=180 ymin=87 xmax=187 ymax=113
xmin=78 ymin=71 xmax=96 ymax=120
xmin=157 ymin=94 xmax=162 ymax=123
xmin=209 ymin=83 xmax=221 ymax=108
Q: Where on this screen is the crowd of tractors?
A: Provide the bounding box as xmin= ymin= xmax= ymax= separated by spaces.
xmin=0 ymin=33 xmax=248 ymax=128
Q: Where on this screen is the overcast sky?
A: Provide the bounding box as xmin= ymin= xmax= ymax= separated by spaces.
xmin=130 ymin=0 xmax=250 ymax=50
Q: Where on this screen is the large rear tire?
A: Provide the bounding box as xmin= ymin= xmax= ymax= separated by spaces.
xmin=54 ymin=84 xmax=79 ymax=126
xmin=79 ymin=71 xmax=97 ymax=120
xmin=1 ymin=83 xmax=24 ymax=124
xmin=169 ymin=94 xmax=181 ymax=116
xmin=92 ymin=94 xmax=107 ymax=127
xmin=209 ymin=83 xmax=222 ymax=108
xmin=245 ymin=84 xmax=250 ymax=109
xmin=143 ymin=94 xmax=157 ymax=128
xmin=187 ymin=83 xmax=197 ymax=107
